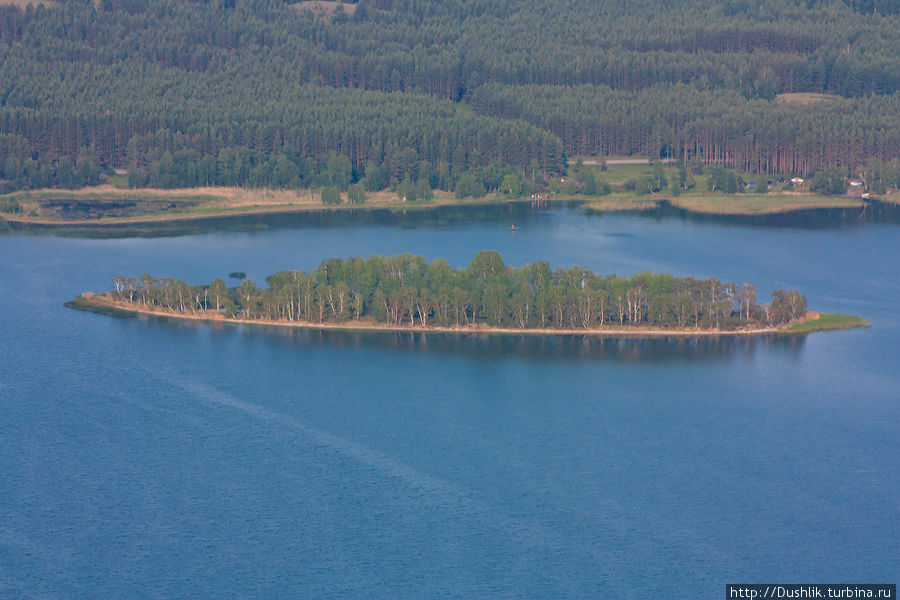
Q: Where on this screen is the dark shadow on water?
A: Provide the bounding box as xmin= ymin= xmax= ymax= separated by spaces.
xmin=258 ymin=327 xmax=807 ymax=364
xmin=613 ymin=199 xmax=900 ymax=230
xmin=6 ymin=199 xmax=900 ymax=238
xmin=126 ymin=311 xmax=807 ymax=364
xmin=4 ymin=203 xmax=557 ymax=239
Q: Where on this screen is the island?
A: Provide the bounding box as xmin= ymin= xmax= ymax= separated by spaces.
xmin=66 ymin=251 xmax=868 ymax=337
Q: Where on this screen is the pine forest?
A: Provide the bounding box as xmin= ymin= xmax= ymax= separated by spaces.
xmin=2 ymin=0 xmax=900 ymax=194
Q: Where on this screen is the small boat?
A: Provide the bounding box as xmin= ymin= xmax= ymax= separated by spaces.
xmin=507 ymin=225 xmax=518 ymax=231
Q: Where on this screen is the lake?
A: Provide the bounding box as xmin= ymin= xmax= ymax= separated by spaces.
xmin=1 ymin=205 xmax=898 ymax=598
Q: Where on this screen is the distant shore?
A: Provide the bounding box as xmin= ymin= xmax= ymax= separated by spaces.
xmin=0 ymin=185 xmax=466 ymax=227
xmin=66 ymin=295 xmax=868 ymax=338
xmin=1 ymin=183 xmax=892 ymax=230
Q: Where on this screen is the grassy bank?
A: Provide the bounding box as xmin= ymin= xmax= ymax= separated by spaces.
xmin=875 ymin=191 xmax=900 ymax=206
xmin=584 ymin=192 xmax=864 ymax=215
xmin=778 ymin=313 xmax=870 ymax=334
xmin=669 ymin=192 xmax=863 ymax=215
xmin=0 ymin=185 xmax=476 ymax=226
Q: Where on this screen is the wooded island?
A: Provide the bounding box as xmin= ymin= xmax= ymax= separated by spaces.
xmin=68 ymin=252 xmax=867 ymax=335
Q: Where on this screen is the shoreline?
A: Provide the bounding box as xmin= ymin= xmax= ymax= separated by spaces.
xmin=1 ymin=200 xmax=453 ymax=227
xmin=67 ymin=296 xmax=866 ymax=338
xmin=0 ymin=185 xmax=493 ymax=228
xmin=1 ymin=187 xmax=892 ymax=230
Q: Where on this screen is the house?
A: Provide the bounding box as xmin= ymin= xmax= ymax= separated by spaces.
xmin=790 ymin=177 xmax=804 ymax=186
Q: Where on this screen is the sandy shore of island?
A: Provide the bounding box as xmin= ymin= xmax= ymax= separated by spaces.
xmin=69 ymin=295 xmax=785 ymax=337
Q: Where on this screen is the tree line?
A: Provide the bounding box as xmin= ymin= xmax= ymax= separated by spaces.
xmin=469 ymin=83 xmax=900 ymax=176
xmin=107 ymin=252 xmax=808 ymax=331
xmin=0 ymin=83 xmax=562 ymax=193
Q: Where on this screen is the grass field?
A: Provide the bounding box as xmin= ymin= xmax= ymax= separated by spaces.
xmin=669 ymin=192 xmax=863 ymax=214
xmin=584 ymin=191 xmax=864 ymax=215
xmin=0 ymin=0 xmax=58 ymax=7
xmin=582 ymin=197 xmax=662 ymax=212
xmin=597 ymin=163 xmax=655 ymax=185
xmin=779 ymin=313 xmax=869 ymax=333
xmin=576 ymin=162 xmax=867 ymax=215
xmin=291 ymin=1 xmax=357 ymax=19
xmin=775 ymin=92 xmax=843 ymax=105
xmin=874 ymin=190 xmax=900 ymax=205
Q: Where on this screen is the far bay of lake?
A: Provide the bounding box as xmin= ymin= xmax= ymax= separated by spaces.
xmin=1 ymin=206 xmax=897 ymax=598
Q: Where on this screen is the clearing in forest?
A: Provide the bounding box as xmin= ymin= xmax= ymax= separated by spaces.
xmin=0 ymin=0 xmax=57 ymax=7
xmin=775 ymin=93 xmax=843 ymax=105
xmin=291 ymin=1 xmax=357 ymax=19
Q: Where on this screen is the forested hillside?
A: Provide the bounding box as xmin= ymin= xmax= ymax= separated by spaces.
xmin=2 ymin=0 xmax=900 ymax=193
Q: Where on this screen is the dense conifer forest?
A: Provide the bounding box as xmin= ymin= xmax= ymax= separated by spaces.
xmin=104 ymin=251 xmax=808 ymax=330
xmin=2 ymin=0 xmax=900 ymax=194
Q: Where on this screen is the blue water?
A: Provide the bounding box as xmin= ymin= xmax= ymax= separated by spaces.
xmin=1 ymin=208 xmax=898 ymax=598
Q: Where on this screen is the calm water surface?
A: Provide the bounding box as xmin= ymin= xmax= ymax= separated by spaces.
xmin=1 ymin=207 xmax=898 ymax=598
